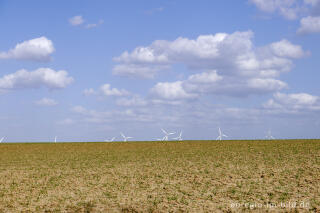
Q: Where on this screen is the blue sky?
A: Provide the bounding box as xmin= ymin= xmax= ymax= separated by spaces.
xmin=1 ymin=0 xmax=320 ymax=142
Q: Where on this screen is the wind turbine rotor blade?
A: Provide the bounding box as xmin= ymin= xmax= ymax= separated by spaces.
xmin=120 ymin=132 xmax=125 ymax=138
xmin=161 ymin=128 xmax=168 ymax=135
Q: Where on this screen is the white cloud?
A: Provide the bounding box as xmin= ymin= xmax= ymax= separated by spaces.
xmin=69 ymin=16 xmax=103 ymax=29
xmin=187 ymin=70 xmax=223 ymax=83
xmin=274 ymin=92 xmax=318 ymax=105
xmin=0 ymin=68 xmax=74 ymax=91
xmin=69 ymin=15 xmax=84 ymax=26
xmin=113 ymin=31 xmax=307 ymax=81
xmin=116 ymin=95 xmax=148 ymax=107
xmin=249 ymin=0 xmax=319 ymax=20
xmin=249 ymin=0 xmax=320 ymax=34
xmin=269 ymin=39 xmax=308 ymax=58
xmin=297 ymin=16 xmax=320 ymax=33
xmin=249 ymin=0 xmax=303 ymax=20
xmin=150 ymin=81 xmax=196 ymax=100
xmin=100 ymin=84 xmax=130 ymax=97
xmin=0 ymin=37 xmax=55 ymax=62
xmin=35 ymin=98 xmax=58 ymax=106
xmin=83 ymin=84 xmax=130 ymax=98
xmin=115 ymin=31 xmax=307 ymax=99
xmin=264 ymin=92 xmax=320 ymax=112
xmin=247 ymin=78 xmax=288 ymax=91
xmin=114 ymin=46 xmax=169 ymax=64
xmin=83 ymin=88 xmax=96 ymax=96
xmin=150 ymin=71 xmax=288 ymax=100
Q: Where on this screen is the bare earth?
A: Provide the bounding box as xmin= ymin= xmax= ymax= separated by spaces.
xmin=0 ymin=140 xmax=319 ymax=212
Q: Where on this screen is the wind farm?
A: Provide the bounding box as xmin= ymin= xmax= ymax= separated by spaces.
xmin=1 ymin=128 xmax=320 ymax=212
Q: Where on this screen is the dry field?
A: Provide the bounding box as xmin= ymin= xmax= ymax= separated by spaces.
xmin=0 ymin=140 xmax=319 ymax=212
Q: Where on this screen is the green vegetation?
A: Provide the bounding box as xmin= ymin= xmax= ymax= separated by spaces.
xmin=0 ymin=140 xmax=319 ymax=212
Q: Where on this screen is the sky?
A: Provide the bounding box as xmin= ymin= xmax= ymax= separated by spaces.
xmin=1 ymin=0 xmax=320 ymax=142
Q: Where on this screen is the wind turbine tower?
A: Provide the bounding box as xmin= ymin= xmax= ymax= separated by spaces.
xmin=120 ymin=132 xmax=133 ymax=142
xmin=173 ymin=131 xmax=183 ymax=141
xmin=265 ymin=130 xmax=275 ymax=140
xmin=216 ymin=127 xmax=228 ymax=141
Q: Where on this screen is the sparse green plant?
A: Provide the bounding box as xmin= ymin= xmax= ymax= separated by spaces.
xmin=0 ymin=140 xmax=319 ymax=212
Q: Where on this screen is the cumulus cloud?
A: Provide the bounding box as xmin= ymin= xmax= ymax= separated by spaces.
xmin=115 ymin=31 xmax=307 ymax=99
xmin=100 ymin=84 xmax=130 ymax=96
xmin=249 ymin=0 xmax=317 ymax=20
xmin=151 ymin=71 xmax=288 ymax=100
xmin=250 ymin=0 xmax=320 ymax=34
xmin=0 ymin=68 xmax=74 ymax=91
xmin=113 ymin=31 xmax=307 ymax=80
xmin=35 ymin=98 xmax=58 ymax=106
xmin=269 ymin=39 xmax=308 ymax=58
xmin=69 ymin=15 xmax=84 ymax=26
xmin=0 ymin=37 xmax=55 ymax=62
xmin=83 ymin=84 xmax=130 ymax=97
xmin=297 ymin=16 xmax=320 ymax=33
xmin=187 ymin=70 xmax=223 ymax=83
xmin=264 ymin=92 xmax=320 ymax=112
xmin=150 ymin=81 xmax=196 ymax=100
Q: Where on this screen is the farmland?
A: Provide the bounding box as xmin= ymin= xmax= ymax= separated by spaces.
xmin=0 ymin=140 xmax=319 ymax=212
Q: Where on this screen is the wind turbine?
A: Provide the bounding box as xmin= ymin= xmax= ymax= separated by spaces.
xmin=161 ymin=128 xmax=175 ymax=141
xmin=216 ymin=127 xmax=228 ymax=141
xmin=120 ymin=132 xmax=133 ymax=142
xmin=265 ymin=130 xmax=275 ymax=140
xmin=155 ymin=136 xmax=166 ymax=141
xmin=105 ymin=137 xmax=116 ymax=142
xmin=173 ymin=131 xmax=183 ymax=141
xmin=0 ymin=137 xmax=5 ymax=143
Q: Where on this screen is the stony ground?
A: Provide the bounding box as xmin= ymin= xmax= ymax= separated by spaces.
xmin=0 ymin=140 xmax=319 ymax=212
